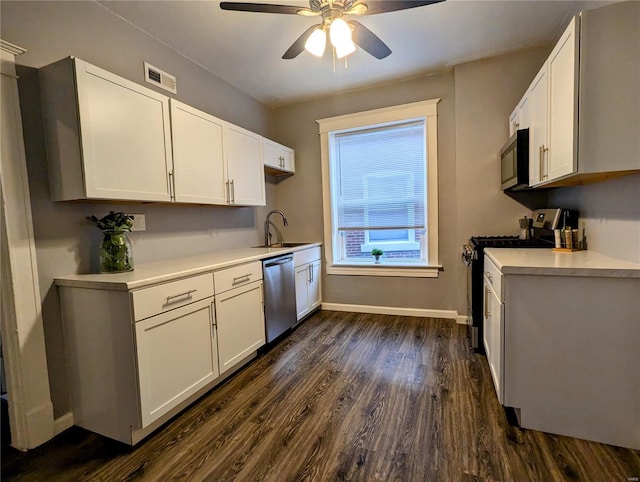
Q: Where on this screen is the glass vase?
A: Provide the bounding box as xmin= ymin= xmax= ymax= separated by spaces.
xmin=99 ymin=230 xmax=134 ymax=273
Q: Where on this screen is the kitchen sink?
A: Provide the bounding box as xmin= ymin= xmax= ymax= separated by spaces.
xmin=252 ymin=242 xmax=311 ymax=248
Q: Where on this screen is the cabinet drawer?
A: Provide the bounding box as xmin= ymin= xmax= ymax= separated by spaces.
xmin=294 ymin=246 xmax=321 ymax=267
xmin=132 ymin=273 xmax=214 ymax=321
xmin=484 ymin=256 xmax=503 ymax=302
xmin=214 ymin=261 xmax=262 ymax=294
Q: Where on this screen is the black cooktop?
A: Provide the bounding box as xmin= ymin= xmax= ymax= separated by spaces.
xmin=470 ymin=236 xmax=552 ymax=248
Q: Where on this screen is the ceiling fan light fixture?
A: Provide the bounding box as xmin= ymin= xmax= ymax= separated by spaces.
xmin=304 ymin=27 xmax=327 ymax=57
xmin=329 ymin=18 xmax=352 ymax=48
xmin=335 ymin=38 xmax=356 ymax=59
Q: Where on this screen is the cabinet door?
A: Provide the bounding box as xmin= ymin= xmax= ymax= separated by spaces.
xmin=528 ymin=67 xmax=548 ymax=186
xmin=295 ymin=264 xmax=310 ymax=321
xmin=215 ymin=280 xmax=265 ymax=373
xmin=281 ymin=145 xmax=295 ymax=173
xmin=508 ymin=107 xmax=519 ymax=137
xmin=75 ymin=60 xmax=173 ymax=201
xmin=484 ymin=282 xmax=504 ymax=404
xmin=547 ymin=17 xmax=578 ymax=182
xmin=135 ymin=298 xmax=218 ymax=427
xmin=262 ymin=138 xmax=281 ymax=170
xmin=224 ymin=125 xmax=265 ymax=206
xmin=308 ymin=260 xmax=321 ymax=311
xmin=170 ymin=100 xmax=227 ymax=205
xmin=263 ymin=138 xmax=295 ymax=173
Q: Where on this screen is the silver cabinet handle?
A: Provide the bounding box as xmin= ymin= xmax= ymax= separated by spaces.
xmin=232 ymin=274 xmax=251 ymax=285
xmin=308 ymin=264 xmax=313 ymax=283
xmin=225 ymin=180 xmax=231 ymax=204
xmin=539 ymin=145 xmax=549 ymax=180
xmin=539 ymin=145 xmax=544 ymax=181
xmin=166 ymin=289 xmax=197 ymax=305
xmin=230 ymin=179 xmax=235 ymax=204
xmin=543 ymin=146 xmax=549 ymax=179
xmin=484 ymin=286 xmax=489 ymax=318
xmin=168 ymin=171 xmax=175 ymax=201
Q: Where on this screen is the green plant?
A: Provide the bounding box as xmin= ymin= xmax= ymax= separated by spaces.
xmin=371 ymin=248 xmax=383 ymax=256
xmin=86 ymin=211 xmax=133 ymax=232
xmin=87 ymin=212 xmax=134 ymax=272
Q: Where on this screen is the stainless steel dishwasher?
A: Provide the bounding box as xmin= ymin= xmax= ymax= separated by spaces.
xmin=262 ymin=254 xmax=296 ymax=343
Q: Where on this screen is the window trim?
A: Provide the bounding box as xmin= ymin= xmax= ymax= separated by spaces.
xmin=317 ymin=99 xmax=441 ymax=278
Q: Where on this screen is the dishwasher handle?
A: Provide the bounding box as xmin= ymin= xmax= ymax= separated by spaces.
xmin=264 ymin=256 xmax=293 ymax=268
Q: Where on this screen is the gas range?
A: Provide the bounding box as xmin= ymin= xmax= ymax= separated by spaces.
xmin=463 ymin=235 xmax=553 ymax=351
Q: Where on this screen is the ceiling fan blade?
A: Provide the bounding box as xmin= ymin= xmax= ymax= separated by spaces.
xmin=350 ymin=21 xmax=391 ymax=59
xmin=352 ymin=0 xmax=445 ymax=16
xmin=220 ymin=2 xmax=316 ymax=15
xmin=282 ymin=25 xmax=320 ymax=59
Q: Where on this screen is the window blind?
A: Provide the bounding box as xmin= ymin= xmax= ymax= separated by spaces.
xmin=333 ymin=120 xmax=426 ymax=231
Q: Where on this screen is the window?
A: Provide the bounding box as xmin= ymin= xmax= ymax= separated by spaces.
xmin=318 ymin=100 xmax=440 ymax=277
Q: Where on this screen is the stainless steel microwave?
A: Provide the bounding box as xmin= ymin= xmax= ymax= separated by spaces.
xmin=500 ymin=129 xmax=529 ymax=191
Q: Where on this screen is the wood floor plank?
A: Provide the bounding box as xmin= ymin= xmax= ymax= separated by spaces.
xmin=2 ymin=310 xmax=639 ymax=482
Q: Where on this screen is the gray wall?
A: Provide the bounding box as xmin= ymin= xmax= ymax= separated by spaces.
xmin=2 ymin=1 xmax=278 ymax=416
xmin=549 ymin=174 xmax=640 ymax=264
xmin=272 ymin=48 xmax=549 ymax=316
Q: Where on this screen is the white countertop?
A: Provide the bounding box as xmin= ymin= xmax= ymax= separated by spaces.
xmin=484 ymin=248 xmax=640 ymax=278
xmin=55 ymin=242 xmax=323 ymax=291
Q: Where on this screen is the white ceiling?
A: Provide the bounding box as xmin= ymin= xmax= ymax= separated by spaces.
xmin=96 ymin=0 xmax=613 ymax=107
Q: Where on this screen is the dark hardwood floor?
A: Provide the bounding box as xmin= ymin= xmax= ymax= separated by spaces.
xmin=2 ymin=311 xmax=639 ymax=481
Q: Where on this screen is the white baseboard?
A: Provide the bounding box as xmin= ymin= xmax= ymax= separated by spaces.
xmin=456 ymin=315 xmax=470 ymax=325
xmin=53 ymin=412 xmax=74 ymax=436
xmin=322 ymin=303 xmax=468 ymax=323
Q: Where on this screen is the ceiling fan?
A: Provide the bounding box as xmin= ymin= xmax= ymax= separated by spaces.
xmin=220 ymin=0 xmax=445 ymax=60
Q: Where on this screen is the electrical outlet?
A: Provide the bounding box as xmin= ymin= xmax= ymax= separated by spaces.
xmin=128 ymin=214 xmax=146 ymax=232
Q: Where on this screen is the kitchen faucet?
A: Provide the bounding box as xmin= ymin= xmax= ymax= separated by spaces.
xmin=264 ymin=210 xmax=288 ymax=246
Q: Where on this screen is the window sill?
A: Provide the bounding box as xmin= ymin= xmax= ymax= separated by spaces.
xmin=326 ymin=263 xmax=442 ymax=278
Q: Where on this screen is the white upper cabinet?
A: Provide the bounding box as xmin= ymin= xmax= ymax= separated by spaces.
xmin=224 ymin=124 xmax=266 ymax=206
xmin=263 ymin=137 xmax=295 ymax=174
xmin=546 ymin=18 xmax=578 ymax=182
xmin=528 ymin=67 xmax=549 ymax=186
xmin=170 ymin=100 xmax=227 ymax=205
xmin=527 ymin=17 xmax=578 ymax=187
xmin=40 ymin=57 xmax=269 ymax=206
xmin=40 ymin=57 xmax=173 ymax=202
xmin=509 ymin=93 xmax=530 ymax=137
xmin=517 ymin=2 xmax=639 ymax=188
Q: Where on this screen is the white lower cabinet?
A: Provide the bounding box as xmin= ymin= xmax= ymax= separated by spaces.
xmin=215 ymin=280 xmax=265 ymax=374
xmin=484 ymin=248 xmax=640 ymax=450
xmin=58 ymin=264 xmax=266 ymax=445
xmin=135 ymin=298 xmax=218 ymax=428
xmin=483 ymin=267 xmax=504 ymax=404
xmin=294 ymin=247 xmax=322 ymax=321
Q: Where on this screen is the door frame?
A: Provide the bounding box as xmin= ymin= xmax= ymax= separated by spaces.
xmin=1 ymin=39 xmax=54 ymax=450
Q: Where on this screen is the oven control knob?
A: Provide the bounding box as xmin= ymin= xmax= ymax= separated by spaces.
xmin=461 ymin=244 xmax=475 ymax=266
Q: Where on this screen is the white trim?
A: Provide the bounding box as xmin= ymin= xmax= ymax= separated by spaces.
xmin=0 ymin=40 xmax=26 ymax=57
xmin=1 ymin=41 xmax=55 ymax=450
xmin=53 ymin=412 xmax=74 ymax=436
xmin=321 ymin=303 xmax=459 ymax=321
xmin=318 ymin=99 xmax=440 ymax=275
xmin=317 ymin=99 xmax=440 ymax=133
xmin=326 ymin=264 xmax=441 ymax=278
xmin=457 ymin=315 xmax=470 ymax=325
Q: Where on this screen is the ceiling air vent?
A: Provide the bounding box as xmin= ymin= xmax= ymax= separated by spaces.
xmin=144 ymin=62 xmax=177 ymax=94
